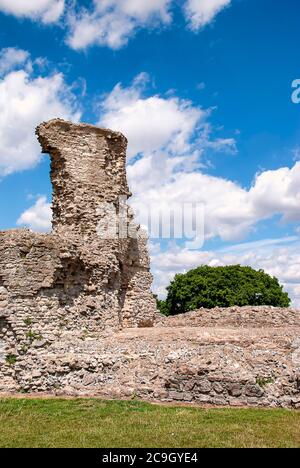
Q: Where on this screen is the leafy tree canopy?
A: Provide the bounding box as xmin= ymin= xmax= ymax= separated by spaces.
xmin=157 ymin=265 xmax=291 ymax=316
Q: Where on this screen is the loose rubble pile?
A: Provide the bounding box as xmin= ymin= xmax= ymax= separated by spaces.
xmin=0 ymin=120 xmax=299 ymax=408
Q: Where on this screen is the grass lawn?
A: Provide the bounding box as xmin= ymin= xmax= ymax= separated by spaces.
xmin=0 ymin=398 xmax=299 ymax=448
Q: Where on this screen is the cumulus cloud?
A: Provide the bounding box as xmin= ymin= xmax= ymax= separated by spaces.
xmin=17 ymin=196 xmax=52 ymax=232
xmin=99 ymin=73 xmax=209 ymax=159
xmin=130 ymin=171 xmax=253 ymax=242
xmin=66 ymin=0 xmax=172 ymax=50
xmin=0 ymin=0 xmax=64 ymax=24
xmin=128 ymin=160 xmax=300 ymax=245
xmin=184 ymin=0 xmax=232 ymax=30
xmin=0 ymin=1 xmax=234 ymax=49
xmin=66 ymin=0 xmax=233 ymax=50
xmin=0 ymin=48 xmax=81 ymax=176
xmin=249 ymin=163 xmax=300 ymax=222
xmin=0 ymin=47 xmax=30 ymax=75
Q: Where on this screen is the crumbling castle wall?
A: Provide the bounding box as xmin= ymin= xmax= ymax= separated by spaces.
xmin=0 ymin=120 xmax=157 ymax=387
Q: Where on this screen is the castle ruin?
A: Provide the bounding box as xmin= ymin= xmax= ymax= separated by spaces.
xmin=0 ymin=119 xmax=299 ymax=408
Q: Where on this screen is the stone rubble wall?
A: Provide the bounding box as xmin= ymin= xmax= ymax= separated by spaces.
xmin=0 ymin=119 xmax=157 ymax=393
xmin=156 ymin=306 xmax=300 ymax=328
xmin=0 ymin=308 xmax=299 ymax=408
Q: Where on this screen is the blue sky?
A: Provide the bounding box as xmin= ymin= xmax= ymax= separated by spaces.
xmin=0 ymin=0 xmax=300 ymax=303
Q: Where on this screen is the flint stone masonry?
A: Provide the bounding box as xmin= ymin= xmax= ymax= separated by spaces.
xmin=0 ymin=120 xmax=157 ymax=348
xmin=0 ymin=119 xmax=299 ymax=408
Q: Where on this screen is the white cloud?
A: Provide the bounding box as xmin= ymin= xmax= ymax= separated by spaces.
xmin=249 ymin=163 xmax=300 ymax=223
xmin=66 ymin=0 xmax=233 ymax=50
xmin=17 ymin=196 xmax=52 ymax=232
xmin=130 ymin=171 xmax=253 ymax=242
xmin=0 ymin=47 xmax=30 ymax=75
xmin=128 ymin=160 xmax=300 ymax=245
xmin=99 ymin=73 xmax=208 ymax=159
xmin=0 ymin=1 xmax=234 ymax=49
xmin=184 ymin=0 xmax=232 ymax=30
xmin=66 ymin=0 xmax=172 ymax=50
xmin=0 ymin=0 xmax=64 ymax=23
xmin=0 ymin=49 xmax=81 ymax=176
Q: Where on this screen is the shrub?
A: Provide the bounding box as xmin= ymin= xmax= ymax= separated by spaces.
xmin=158 ymin=265 xmax=291 ymax=316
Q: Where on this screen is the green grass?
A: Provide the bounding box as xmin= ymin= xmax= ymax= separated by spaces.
xmin=0 ymin=398 xmax=299 ymax=448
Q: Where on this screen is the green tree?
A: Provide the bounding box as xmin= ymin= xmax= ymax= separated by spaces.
xmin=158 ymin=265 xmax=291 ymax=316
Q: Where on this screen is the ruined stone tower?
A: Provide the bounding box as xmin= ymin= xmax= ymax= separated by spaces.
xmin=0 ymin=120 xmax=157 ymax=360
xmin=37 ymin=119 xmax=130 ymax=241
